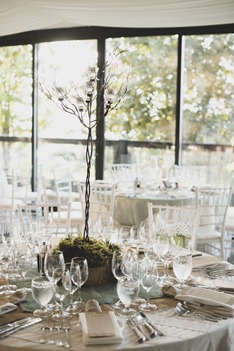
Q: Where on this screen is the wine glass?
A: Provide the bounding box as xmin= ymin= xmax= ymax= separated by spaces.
xmin=16 ymin=249 xmax=34 ymax=293
xmin=53 ymin=269 xmax=71 ymax=317
xmin=111 ymin=251 xmax=125 ymax=309
xmin=173 ymin=252 xmax=192 ymax=289
xmin=44 ymin=250 xmax=65 ymax=309
xmin=117 ymin=276 xmax=139 ymax=315
xmin=138 ymin=257 xmax=158 ymax=311
xmin=31 ymin=276 xmax=54 ymax=317
xmin=70 ymin=257 xmax=88 ymax=309
xmin=64 ymin=262 xmax=78 ymax=313
xmin=138 ymin=222 xmax=154 ymax=256
xmin=153 ymin=235 xmax=178 ymax=284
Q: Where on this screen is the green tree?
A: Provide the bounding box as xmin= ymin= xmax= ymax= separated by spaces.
xmin=106 ymin=36 xmax=178 ymax=142
xmin=183 ymin=34 xmax=234 ymax=144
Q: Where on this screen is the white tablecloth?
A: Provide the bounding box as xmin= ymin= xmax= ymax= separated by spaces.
xmin=114 ymin=190 xmax=195 ymax=226
xmin=1 ymin=298 xmax=234 ymax=351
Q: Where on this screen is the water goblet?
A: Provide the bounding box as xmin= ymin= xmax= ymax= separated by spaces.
xmin=70 ymin=257 xmax=88 ymax=309
xmin=117 ymin=276 xmax=139 ymax=315
xmin=173 ymin=252 xmax=192 ymax=289
xmin=31 ymin=276 xmax=54 ymax=317
xmin=31 ymin=276 xmax=54 ymax=343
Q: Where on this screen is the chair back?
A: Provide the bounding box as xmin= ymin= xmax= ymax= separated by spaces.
xmin=78 ymin=181 xmax=115 ymax=229
xmin=195 ymin=186 xmax=232 ymax=234
xmin=17 ymin=202 xmax=71 ymax=239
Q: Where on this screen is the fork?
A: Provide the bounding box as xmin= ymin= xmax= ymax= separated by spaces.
xmin=174 ymin=302 xmax=221 ymax=322
xmin=126 ymin=318 xmax=147 ymax=343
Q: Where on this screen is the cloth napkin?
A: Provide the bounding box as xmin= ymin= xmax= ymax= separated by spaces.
xmin=0 ymin=302 xmax=17 ymax=315
xmin=192 ymin=255 xmax=226 ymax=269
xmin=175 ymin=287 xmax=234 ymax=315
xmin=80 ymin=299 xmax=123 ymax=345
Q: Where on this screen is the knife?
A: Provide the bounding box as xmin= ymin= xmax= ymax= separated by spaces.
xmin=0 ymin=317 xmax=41 ymax=339
xmin=0 ymin=317 xmax=35 ymax=335
xmin=139 ymin=312 xmax=165 ymax=336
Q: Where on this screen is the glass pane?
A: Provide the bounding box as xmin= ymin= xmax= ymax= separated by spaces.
xmin=182 ymin=34 xmax=234 ymax=186
xmin=105 ymin=36 xmax=178 ymax=185
xmin=38 ymin=40 xmax=97 ymax=183
xmin=0 ymin=45 xmax=32 ymax=173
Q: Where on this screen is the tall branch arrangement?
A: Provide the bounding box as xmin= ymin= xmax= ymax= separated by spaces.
xmin=40 ymin=49 xmax=129 ymax=241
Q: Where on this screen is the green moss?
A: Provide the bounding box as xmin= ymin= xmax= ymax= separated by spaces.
xmin=56 ymin=234 xmax=120 ymax=268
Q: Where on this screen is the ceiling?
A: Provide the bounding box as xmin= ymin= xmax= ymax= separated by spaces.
xmin=0 ymin=0 xmax=233 ymax=37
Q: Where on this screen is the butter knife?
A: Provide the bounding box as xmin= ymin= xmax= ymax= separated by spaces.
xmin=139 ymin=312 xmax=165 ymax=336
xmin=0 ymin=317 xmax=41 ymax=339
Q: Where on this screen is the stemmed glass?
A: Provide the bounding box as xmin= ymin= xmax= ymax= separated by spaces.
xmin=117 ymin=276 xmax=139 ymax=315
xmin=53 ymin=269 xmax=71 ymax=317
xmin=16 ymin=248 xmax=34 ymax=293
xmin=138 ymin=257 xmax=158 ymax=311
xmin=64 ymin=262 xmax=78 ymax=313
xmin=0 ymin=244 xmax=17 ymax=297
xmin=44 ymin=250 xmax=65 ymax=310
xmin=31 ymin=276 xmax=54 ymax=344
xmin=173 ymin=251 xmax=192 ymax=289
xmin=153 ymin=236 xmax=178 ymax=284
xmin=138 ymin=222 xmax=154 ymax=256
xmin=31 ymin=276 xmax=54 ymax=317
xmin=111 ymin=251 xmax=125 ymax=309
xmin=70 ymin=257 xmax=88 ymax=309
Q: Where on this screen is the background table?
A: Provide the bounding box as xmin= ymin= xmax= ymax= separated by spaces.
xmin=114 ymin=189 xmax=195 ymax=226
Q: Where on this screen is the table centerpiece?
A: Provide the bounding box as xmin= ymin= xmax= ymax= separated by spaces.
xmin=40 ymin=48 xmax=128 ymax=286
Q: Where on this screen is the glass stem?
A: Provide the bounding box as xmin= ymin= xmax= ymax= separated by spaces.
xmin=69 ymin=292 xmax=74 ymax=306
xmin=77 ymin=286 xmax=82 ymax=302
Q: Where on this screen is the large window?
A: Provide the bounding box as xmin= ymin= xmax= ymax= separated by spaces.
xmin=0 ymin=45 xmax=32 ymax=174
xmin=0 ymin=28 xmax=233 ymax=191
xmin=38 ymin=40 xmax=97 ymax=182
xmin=182 ymin=34 xmax=234 ymax=185
xmin=105 ymin=36 xmax=178 ymax=182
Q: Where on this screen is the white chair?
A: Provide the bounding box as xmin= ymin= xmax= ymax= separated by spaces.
xmin=53 ymin=171 xmax=81 ymax=206
xmin=147 ymin=203 xmax=200 ymax=250
xmin=224 ymin=206 xmax=234 ymax=260
xmin=195 ymin=186 xmax=232 ymax=258
xmin=0 ymin=170 xmax=25 ymax=228
xmin=78 ymin=181 xmax=115 ymax=231
xmin=17 ymin=202 xmax=72 ymax=239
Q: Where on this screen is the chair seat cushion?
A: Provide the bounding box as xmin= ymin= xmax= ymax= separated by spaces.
xmin=197 ymin=226 xmax=221 ymax=240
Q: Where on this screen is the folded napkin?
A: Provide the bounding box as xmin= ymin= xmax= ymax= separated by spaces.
xmin=176 ymin=287 xmax=234 ymax=314
xmin=216 ymin=279 xmax=234 ymax=293
xmin=0 ymin=290 xmax=26 ymax=305
xmin=80 ymin=311 xmax=123 ymax=345
xmin=80 ymin=299 xmax=123 ymax=345
xmin=192 ymin=255 xmax=226 ymax=269
xmin=0 ymin=303 xmax=17 ymax=315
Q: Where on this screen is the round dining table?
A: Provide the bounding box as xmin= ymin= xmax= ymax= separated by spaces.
xmin=114 ymin=188 xmax=195 ymax=226
xmin=1 ymin=296 xmax=234 ymax=351
xmin=1 ymin=258 xmax=234 ymax=351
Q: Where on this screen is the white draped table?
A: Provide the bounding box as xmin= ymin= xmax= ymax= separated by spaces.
xmin=1 ymin=297 xmax=234 ymax=351
xmin=114 ymin=189 xmax=195 ymax=226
